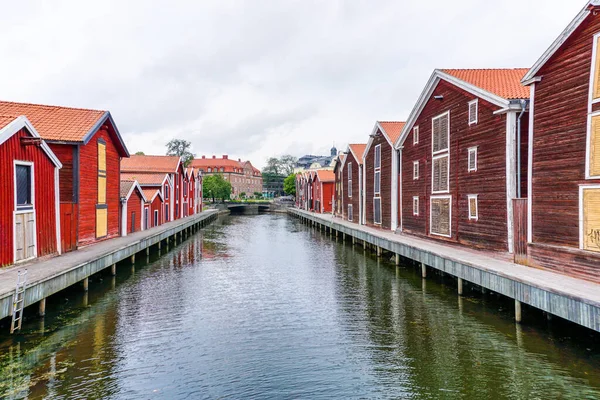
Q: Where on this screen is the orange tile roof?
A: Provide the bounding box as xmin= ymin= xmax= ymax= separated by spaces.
xmin=191 ymin=157 xmax=243 ymax=173
xmin=379 ymin=121 xmax=406 ymax=144
xmin=121 ymin=155 xmax=180 ymax=173
xmin=120 ymin=172 xmax=167 ymax=186
xmin=348 ymin=144 xmax=366 ymax=162
xmin=0 ymin=115 xmax=16 ymax=130
xmin=0 ymin=100 xmax=107 ymax=142
xmin=141 ymin=188 xmax=161 ymax=202
xmin=120 ymin=180 xmax=135 ymax=198
xmin=441 ymin=69 xmax=530 ymax=99
xmin=316 ymin=169 xmax=335 ymax=182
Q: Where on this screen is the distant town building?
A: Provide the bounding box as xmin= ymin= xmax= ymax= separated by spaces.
xmin=295 ymin=146 xmax=338 ymax=171
xmin=191 ymin=155 xmax=262 ymax=198
xmin=262 ymin=173 xmax=285 ymax=198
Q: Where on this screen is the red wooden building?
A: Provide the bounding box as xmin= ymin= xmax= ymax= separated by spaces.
xmin=0 ymin=116 xmax=62 ymax=266
xmin=522 ymin=0 xmax=600 ymax=281
xmin=333 ymin=154 xmax=346 ymax=217
xmin=141 ymin=188 xmax=164 ymax=228
xmin=120 ymin=180 xmax=147 ymax=236
xmin=0 ymin=101 xmax=130 ymax=252
xmin=340 ymin=144 xmax=366 ymax=224
xmin=120 ymin=172 xmax=172 ymax=225
xmin=121 ymin=155 xmax=184 ymax=221
xmin=363 ymin=121 xmax=404 ymax=230
xmin=313 ymin=169 xmax=335 ymax=213
xmin=183 ymin=167 xmax=200 ymax=217
xmin=394 ymin=69 xmax=529 ymax=253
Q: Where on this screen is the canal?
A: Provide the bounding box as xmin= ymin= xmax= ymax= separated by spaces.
xmin=1 ymin=214 xmax=600 ymax=399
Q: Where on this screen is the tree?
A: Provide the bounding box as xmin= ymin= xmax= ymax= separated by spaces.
xmin=135 ymin=151 xmax=145 ymax=155
xmin=283 ymin=173 xmax=297 ymax=196
xmin=203 ymin=174 xmax=232 ymax=203
xmin=263 ymin=157 xmax=281 ymax=175
xmin=166 ymin=139 xmax=195 ymax=167
xmin=279 ymin=154 xmax=298 ymax=176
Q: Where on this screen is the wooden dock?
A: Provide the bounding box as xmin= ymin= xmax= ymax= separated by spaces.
xmin=289 ymin=209 xmax=600 ymax=332
xmin=0 ymin=209 xmax=219 ymax=323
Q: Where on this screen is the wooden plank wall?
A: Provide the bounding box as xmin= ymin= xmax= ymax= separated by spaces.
xmin=364 ymin=132 xmax=392 ymax=229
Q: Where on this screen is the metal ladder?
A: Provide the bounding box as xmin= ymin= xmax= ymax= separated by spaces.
xmin=10 ymin=270 xmax=27 ymax=334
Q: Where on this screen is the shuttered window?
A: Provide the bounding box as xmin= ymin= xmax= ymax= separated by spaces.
xmin=96 ymin=208 xmax=108 ymax=237
xmin=468 ymin=147 xmax=478 ymax=172
xmin=432 ymin=112 xmax=449 ymax=154
xmin=589 ymin=114 xmax=600 ymax=177
xmin=348 ymin=204 xmax=353 ymax=222
xmin=430 ymin=196 xmax=451 ymax=236
xmin=413 ymin=126 xmax=419 ymax=145
xmin=593 ymin=36 xmax=600 ymax=100
xmin=583 ymin=187 xmax=600 ymax=252
xmin=432 ymin=155 xmax=449 ymax=193
xmin=96 ymin=140 xmax=108 ymax=238
xmin=374 ymin=145 xmax=381 ymax=169
xmin=348 ymin=162 xmax=352 ymax=197
xmin=374 ymin=171 xmax=381 ymax=194
xmin=468 ymin=195 xmax=478 ymax=220
xmin=468 ymin=100 xmax=478 ymax=125
xmin=374 ymin=197 xmax=382 ymax=224
xmin=413 ymin=161 xmax=419 ymax=180
xmin=413 ymin=196 xmax=419 ymax=216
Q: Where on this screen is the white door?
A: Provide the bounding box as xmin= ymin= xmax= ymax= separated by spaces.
xmin=14 ymin=162 xmax=36 ymax=262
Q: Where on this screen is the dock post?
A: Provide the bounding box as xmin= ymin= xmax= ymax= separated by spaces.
xmin=146 ymin=247 xmax=150 ymax=256
xmin=421 ymin=263 xmax=427 ymax=279
xmin=377 ymin=246 xmax=382 ymax=257
xmin=395 ymin=254 xmax=400 ymax=266
xmin=111 ymin=264 xmax=116 ymax=276
xmin=363 ymin=240 xmax=367 ymax=249
xmin=336 ymin=230 xmax=339 ymax=239
xmin=158 ymin=241 xmax=162 ymax=251
xmin=39 ymin=298 xmax=46 ymax=317
xmin=457 ymin=278 xmax=463 ymax=296
xmin=83 ymin=277 xmax=89 ymax=292
xmin=131 ymin=254 xmax=135 ymax=264
xmin=515 ymin=300 xmax=522 ymax=323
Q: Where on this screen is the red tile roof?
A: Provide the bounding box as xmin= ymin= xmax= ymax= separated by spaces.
xmin=348 ymin=144 xmax=366 ymax=162
xmin=120 ymin=172 xmax=167 ymax=186
xmin=316 ymin=169 xmax=335 ymax=182
xmin=120 ymin=180 xmax=135 ymax=198
xmin=141 ymin=188 xmax=161 ymax=202
xmin=379 ymin=121 xmax=406 ymax=144
xmin=191 ymin=157 xmax=262 ymax=176
xmin=0 ymin=100 xmax=106 ymax=142
xmin=441 ymin=69 xmax=530 ymax=99
xmin=0 ymin=115 xmax=16 ymax=130
xmin=121 ymin=155 xmax=181 ymax=173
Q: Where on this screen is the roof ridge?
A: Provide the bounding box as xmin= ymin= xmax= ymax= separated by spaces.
xmin=0 ymin=99 xmax=106 ymax=113
xmin=441 ymin=67 xmax=529 ymax=71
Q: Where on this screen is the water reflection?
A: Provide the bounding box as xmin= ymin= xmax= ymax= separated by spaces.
xmin=0 ymin=214 xmax=599 ymax=399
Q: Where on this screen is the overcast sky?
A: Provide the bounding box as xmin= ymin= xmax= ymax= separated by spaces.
xmin=0 ymin=0 xmax=584 ymax=168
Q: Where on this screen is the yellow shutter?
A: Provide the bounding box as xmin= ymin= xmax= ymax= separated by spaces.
xmin=98 ymin=142 xmax=106 ymax=171
xmin=469 ymin=197 xmax=478 ymax=219
xmin=590 ymin=115 xmax=600 ymax=177
xmin=98 ymin=176 xmax=106 ymax=204
xmin=593 ymin=36 xmax=600 ymax=100
xmin=96 ymin=208 xmax=108 ymax=238
xmin=583 ymin=188 xmax=600 ymax=252
xmin=98 ymin=141 xmax=107 ymax=204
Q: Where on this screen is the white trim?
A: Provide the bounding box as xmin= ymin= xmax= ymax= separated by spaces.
xmin=588 ymin=32 xmax=600 ymax=113
xmin=374 ymin=144 xmax=381 ymax=196
xmin=468 ymin=147 xmax=478 ymax=172
xmin=586 ymin=111 xmax=600 ymax=179
xmin=506 ymin=111 xmax=517 ymax=254
xmin=468 ymin=99 xmax=478 ymax=125
xmin=54 ymin=167 xmax=61 ymax=255
xmin=468 ymin=194 xmax=479 ymax=221
xmin=0 ymin=116 xmax=62 ymax=168
xmin=413 ymin=196 xmax=419 ymax=216
xmin=527 ymin=83 xmax=535 ymax=243
xmin=413 ymin=126 xmax=419 ymax=145
xmin=14 ymin=161 xmax=35 ymax=211
xmin=362 ymin=164 xmax=366 ymax=224
xmin=579 ymin=184 xmax=600 ymax=250
xmin=359 ymin=165 xmax=364 ymax=225
xmin=398 ymin=148 xmax=403 ymax=232
xmin=13 ymin=161 xmax=37 ymax=263
xmin=432 ymin=111 xmax=450 ymax=155
xmin=154 ymin=209 xmax=159 ymax=227
xmin=363 ymin=122 xmax=394 ymax=161
xmin=429 ymin=194 xmax=452 ymax=238
xmin=522 ymin=1 xmax=597 ymax=83
xmin=121 ymin=199 xmax=127 ymax=236
xmin=391 ymin=148 xmax=398 ymax=231
xmin=431 ymin=153 xmax=450 ymax=194
xmin=413 ymin=160 xmax=419 ymax=180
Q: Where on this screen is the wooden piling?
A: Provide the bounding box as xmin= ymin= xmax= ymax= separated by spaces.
xmin=83 ymin=277 xmax=89 ymax=292
xmin=395 ymin=254 xmax=400 ymax=266
xmin=111 ymin=264 xmax=116 ymax=276
xmin=457 ymin=278 xmax=463 ymax=296
xmin=421 ymin=263 xmax=427 ymax=279
xmin=39 ymin=298 xmax=46 ymax=317
xmin=515 ymin=300 xmax=522 ymax=323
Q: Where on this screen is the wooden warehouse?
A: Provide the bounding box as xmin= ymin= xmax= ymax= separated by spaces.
xmin=313 ymin=169 xmax=335 ymax=214
xmin=0 ymin=101 xmax=130 ymax=252
xmin=333 ymin=154 xmax=346 ymax=217
xmin=340 ymin=144 xmax=366 ymax=224
xmin=363 ymin=121 xmax=405 ymax=230
xmin=522 ymin=0 xmax=600 ymax=281
xmin=395 ymin=68 xmax=529 ymax=253
xmin=120 ymin=172 xmax=173 ymax=225
xmin=120 ymin=180 xmax=147 ymax=236
xmin=141 ymin=188 xmax=164 ymax=229
xmin=0 ymin=116 xmax=62 ymax=266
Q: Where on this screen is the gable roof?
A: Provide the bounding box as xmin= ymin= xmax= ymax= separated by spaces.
xmin=141 ymin=188 xmax=163 ymax=203
xmin=0 ymin=115 xmax=62 ymax=168
xmin=523 ymin=1 xmax=600 ymax=84
xmin=363 ymin=121 xmax=406 ymax=160
xmin=315 ymin=169 xmax=335 ymax=182
xmin=120 ymin=172 xmax=169 ymax=186
xmin=121 ymin=155 xmax=181 ymax=174
xmin=120 ymin=179 xmax=147 ymax=202
xmin=0 ymin=100 xmax=128 ymax=156
xmin=394 ymin=68 xmax=529 ymax=149
xmin=348 ymin=144 xmax=367 ymax=164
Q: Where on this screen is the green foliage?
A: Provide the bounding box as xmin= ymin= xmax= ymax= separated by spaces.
xmin=135 ymin=151 xmax=145 ymax=155
xmin=262 ymin=154 xmax=298 ymax=176
xmin=283 ymin=173 xmax=297 ymax=196
xmin=166 ymin=139 xmax=195 ymax=167
xmin=253 ymin=192 xmax=262 ymax=198
xmin=240 ymin=192 xmax=247 ymax=198
xmin=203 ymin=174 xmax=232 ymax=202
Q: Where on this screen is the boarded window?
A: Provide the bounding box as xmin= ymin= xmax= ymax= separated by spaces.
xmin=374 ymin=145 xmax=381 ymax=169
xmin=468 ymin=147 xmax=478 ymax=172
xmin=374 ymin=171 xmax=381 ymax=194
xmin=468 ymin=100 xmax=478 ymax=125
xmin=413 ymin=196 xmax=419 ymax=216
xmin=154 ymin=210 xmax=159 ymax=226
xmin=468 ymin=195 xmax=478 ymax=220
xmin=583 ymin=187 xmax=600 ymax=252
xmin=432 ymin=155 xmax=449 ymax=192
xmin=431 ymin=197 xmax=451 ymax=236
xmin=432 ymin=113 xmax=449 ymax=153
xmin=348 ymin=204 xmax=353 ymax=222
xmin=16 ymin=164 xmax=32 ymax=208
xmin=374 ymin=197 xmax=382 ymax=224
xmin=98 ymin=141 xmax=107 ymax=204
xmin=593 ymin=36 xmax=600 ymax=100
xmin=589 ymin=114 xmax=600 ymax=177
xmin=413 ymin=126 xmax=419 ymax=145
xmin=413 ymin=161 xmax=419 ymax=180
xmin=348 ymin=163 xmax=352 ymax=197
xmin=96 ymin=208 xmax=107 ymax=237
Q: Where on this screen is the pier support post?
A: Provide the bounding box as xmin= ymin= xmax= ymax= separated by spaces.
xmin=83 ymin=277 xmax=89 ymax=292
xmin=377 ymin=246 xmax=382 ymax=257
xmin=158 ymin=241 xmax=162 ymax=250
xmin=395 ymin=254 xmax=400 ymax=266
xmin=131 ymin=254 xmax=135 ymax=264
xmin=363 ymin=240 xmax=367 ymax=250
xmin=39 ymin=298 xmax=46 ymax=317
xmin=421 ymin=263 xmax=427 ymax=279
xmin=111 ymin=264 xmax=116 ymax=276
xmin=457 ymin=278 xmax=463 ymax=296
xmin=515 ymin=300 xmax=522 ymax=323
xmin=146 ymin=247 xmax=150 ymax=256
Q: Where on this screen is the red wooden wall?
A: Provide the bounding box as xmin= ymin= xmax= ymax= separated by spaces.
xmin=150 ymin=195 xmax=163 ymax=228
xmin=127 ymin=187 xmax=143 ymax=234
xmin=342 ymin=152 xmax=361 ymax=223
xmin=321 ymin=181 xmax=334 ymax=213
xmin=0 ymin=129 xmax=58 ymax=266
xmin=364 ymin=133 xmax=392 ymax=229
xmin=50 ymin=144 xmax=74 ymax=203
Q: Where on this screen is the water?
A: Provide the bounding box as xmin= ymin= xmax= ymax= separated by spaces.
xmin=1 ymin=214 xmax=600 ymax=399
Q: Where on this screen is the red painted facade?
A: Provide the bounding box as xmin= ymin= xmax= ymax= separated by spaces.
xmin=150 ymin=193 xmax=164 ymax=228
xmin=126 ymin=186 xmax=143 ymax=234
xmin=341 ymin=148 xmax=363 ymax=224
xmin=364 ymin=129 xmax=393 ymax=229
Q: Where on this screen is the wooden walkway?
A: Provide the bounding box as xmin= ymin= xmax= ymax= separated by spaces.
xmin=0 ymin=209 xmax=219 ymax=322
xmin=290 ymin=209 xmax=600 ymax=332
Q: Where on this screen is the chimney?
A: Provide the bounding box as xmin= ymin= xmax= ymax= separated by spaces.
xmin=212 ymin=155 xmax=216 ymax=159
xmin=238 ymin=158 xmax=241 ymax=162
xmin=223 ymin=155 xmax=228 ymax=159
xmin=202 ymin=155 xmax=206 ymax=159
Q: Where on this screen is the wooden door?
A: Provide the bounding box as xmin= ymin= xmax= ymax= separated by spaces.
xmin=14 ymin=212 xmax=36 ymax=262
xmin=60 ymin=203 xmax=77 ymax=252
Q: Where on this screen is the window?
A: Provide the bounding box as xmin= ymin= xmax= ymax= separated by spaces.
xmin=374 ymin=171 xmax=381 ymax=195
xmin=96 ymin=140 xmax=108 ymax=238
xmin=374 ymin=197 xmax=382 ymax=224
xmin=154 ymin=210 xmax=159 ymax=226
xmin=430 ymin=196 xmax=451 ymax=237
xmin=348 ymin=162 xmax=352 ymax=197
xmin=413 ymin=161 xmax=419 ymax=180
xmin=591 ymin=34 xmax=600 ymax=101
xmin=468 ymin=194 xmax=478 ymax=221
xmin=374 ymin=144 xmax=381 ymax=169
xmin=413 ymin=126 xmax=419 ymax=145
xmin=165 ymin=204 xmax=169 ymax=222
xmin=374 ymin=144 xmax=381 ymax=195
xmin=15 ymin=164 xmax=32 ymax=209
xmin=467 ymin=147 xmax=478 ymax=172
xmin=220 ymin=167 xmax=224 ymax=172
xmin=432 ymin=155 xmax=449 ymax=193
xmin=131 ymin=212 xmax=136 ymax=233
xmin=582 ymin=186 xmax=600 ymax=252
xmin=413 ymin=196 xmax=419 ymax=216
xmin=165 ymin=184 xmax=169 ymax=199
xmin=588 ymin=114 xmax=600 ymax=178
xmin=208 ymin=168 xmax=212 ymax=173
xmin=432 ymin=112 xmax=450 ymax=154
xmin=468 ymin=99 xmax=478 ymax=125
xmin=348 ymin=204 xmax=353 ymax=222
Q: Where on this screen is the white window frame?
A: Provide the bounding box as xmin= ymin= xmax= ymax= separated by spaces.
xmin=14 ymin=161 xmax=35 ymax=212
xmin=154 ymin=209 xmax=159 ymax=226
xmin=373 ymin=196 xmax=382 ymax=225
xmin=468 ymin=99 xmax=478 ymax=125
xmin=468 ymin=146 xmax=478 ymax=172
xmin=348 ymin=204 xmax=353 ymax=222
xmin=429 ymin=194 xmax=452 ymax=238
xmin=13 ymin=160 xmax=38 ymax=263
xmin=413 ymin=161 xmax=419 ymax=180
xmin=374 ymin=144 xmax=381 ymax=169
xmin=586 ymin=111 xmax=600 ymax=179
xmin=468 ymin=194 xmax=478 ymax=221
xmin=431 ymin=111 xmax=450 ymax=155
xmin=413 ymin=196 xmax=419 ymax=216
xmin=374 ymin=144 xmax=381 ymax=196
xmin=413 ymin=126 xmax=419 ymax=145
xmin=579 ymin=184 xmax=600 ymax=250
xmin=588 ymin=32 xmax=600 ymax=106
xmin=431 ymin=153 xmax=450 ymax=194
xmin=348 ymin=162 xmax=353 ymax=198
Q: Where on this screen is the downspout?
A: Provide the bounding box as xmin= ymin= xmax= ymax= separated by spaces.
xmin=516 ymin=100 xmax=529 ymax=198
